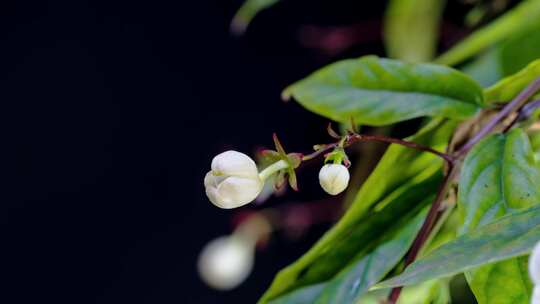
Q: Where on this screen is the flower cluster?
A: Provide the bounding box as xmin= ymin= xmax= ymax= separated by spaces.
xmin=203 ymin=134 xmax=351 ymax=209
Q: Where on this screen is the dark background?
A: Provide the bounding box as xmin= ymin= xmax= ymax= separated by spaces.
xmin=8 ymin=0 xmax=473 ymax=303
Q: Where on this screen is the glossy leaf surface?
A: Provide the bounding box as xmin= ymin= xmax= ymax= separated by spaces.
xmin=283 ymin=56 xmax=483 ymax=126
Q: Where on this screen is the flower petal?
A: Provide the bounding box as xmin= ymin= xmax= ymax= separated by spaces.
xmin=211 ymin=150 xmax=259 ymax=178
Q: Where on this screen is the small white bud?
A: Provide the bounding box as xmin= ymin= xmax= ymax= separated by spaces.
xmin=204 ymin=150 xmax=263 ymax=209
xmin=197 ymin=236 xmax=254 ymax=290
xmin=529 ymin=241 xmax=540 ymax=285
xmin=318 ymin=164 xmax=350 ymax=195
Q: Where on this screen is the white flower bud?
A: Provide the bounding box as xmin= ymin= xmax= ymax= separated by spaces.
xmin=529 ymin=241 xmax=540 ymax=285
xmin=318 ymin=164 xmax=350 ymax=195
xmin=204 ymin=150 xmax=263 ymax=209
xmin=197 ymin=236 xmax=254 ymax=290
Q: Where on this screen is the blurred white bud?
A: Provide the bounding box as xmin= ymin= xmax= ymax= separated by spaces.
xmin=197 ymin=235 xmax=254 ymax=290
xmin=318 ymin=164 xmax=350 ymax=195
xmin=533 ymin=286 xmax=540 ymax=304
xmin=204 ymin=150 xmax=263 ymax=209
xmin=530 ymin=241 xmax=540 ymax=285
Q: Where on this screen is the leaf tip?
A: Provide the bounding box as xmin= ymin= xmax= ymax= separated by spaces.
xmin=281 ymin=87 xmax=293 ymax=102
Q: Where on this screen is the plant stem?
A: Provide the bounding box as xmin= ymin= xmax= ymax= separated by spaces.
xmin=348 ymin=134 xmax=454 ymax=164
xmin=387 ymin=165 xmax=456 ymax=303
xmin=302 ymin=133 xmax=454 ymax=164
xmin=456 ymin=77 xmax=540 ymax=157
xmin=302 ymin=143 xmax=338 ymax=161
xmin=503 ymin=98 xmax=540 ymax=132
xmin=258 ymin=160 xmax=289 ymax=181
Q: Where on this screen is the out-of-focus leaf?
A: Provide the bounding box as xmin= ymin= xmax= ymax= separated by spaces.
xmin=461 ymin=48 xmax=503 ymax=87
xmin=435 ymin=0 xmax=540 ymax=66
xmin=376 ymin=204 xmax=540 ymax=289
xmin=499 ymin=20 xmax=540 ymax=75
xmin=230 ymin=0 xmax=280 ymax=35
xmin=461 ymin=18 xmax=540 ymax=88
xmin=457 ymin=128 xmax=539 ymax=304
xmin=384 ymin=0 xmax=446 ymax=62
xmin=258 ymin=119 xmax=457 ymax=303
xmin=313 ymin=210 xmax=427 ymax=303
xmin=484 ymin=59 xmax=540 ymax=103
xmin=283 ymin=56 xmax=483 ymax=126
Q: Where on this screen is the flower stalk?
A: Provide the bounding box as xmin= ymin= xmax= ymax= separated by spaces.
xmin=258 ymin=160 xmax=290 ymax=181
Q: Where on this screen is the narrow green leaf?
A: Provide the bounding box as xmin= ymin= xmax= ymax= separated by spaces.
xmin=360 ymin=279 xmax=450 ymax=304
xmin=259 ymin=119 xmax=456 ymax=303
xmin=259 ymin=186 xmax=437 ymax=303
xmin=313 ymin=210 xmax=427 ymax=303
xmin=499 ymin=20 xmax=540 ymax=76
xmin=435 ymin=0 xmax=540 ymax=66
xmin=461 ymin=48 xmax=504 ymax=87
xmin=267 ymin=211 xmax=436 ymax=304
xmin=230 ymin=0 xmax=280 ymax=35
xmin=384 ymin=0 xmax=446 ymax=62
xmin=484 ymin=59 xmax=540 ymax=103
xmin=267 ymin=284 xmax=326 ymax=304
xmin=461 ymin=18 xmax=540 ymax=88
xmin=376 ymin=204 xmax=540 ymax=289
xmin=283 ymin=56 xmax=483 ymax=126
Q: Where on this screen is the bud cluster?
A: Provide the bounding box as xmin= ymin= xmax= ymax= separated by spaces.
xmin=204 ymin=131 xmax=352 ymax=209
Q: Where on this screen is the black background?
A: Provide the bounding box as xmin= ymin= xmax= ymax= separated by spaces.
xmin=8 ymin=0 xmax=472 ymax=303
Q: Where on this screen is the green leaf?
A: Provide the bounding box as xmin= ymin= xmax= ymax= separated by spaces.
xmin=498 ymin=20 xmax=540 ymax=76
xmin=484 ymin=59 xmax=540 ymax=103
xmin=378 ymin=129 xmax=540 ymax=304
xmin=465 ymin=257 xmax=531 ymax=304
xmin=313 ymin=210 xmax=427 ymax=303
xmin=267 ymin=284 xmax=326 ymax=304
xmin=460 ymin=48 xmax=504 ymax=88
xmin=283 ymin=56 xmax=483 ymax=126
xmin=461 ymin=18 xmax=540 ymax=88
xmin=384 ymin=0 xmax=446 ymax=62
xmin=230 ymin=0 xmax=280 ymax=35
xmin=259 ymin=119 xmax=456 ymax=303
xmin=349 ymin=118 xmax=457 ymax=216
xmin=259 ymin=185 xmax=437 ymax=303
xmin=267 ymin=211 xmax=430 ymax=304
xmin=376 ymin=204 xmax=540 ymax=289
xmin=360 ymin=279 xmax=450 ymax=304
xmin=435 ymin=0 xmax=540 ymax=66
xmin=458 ymin=129 xmax=540 ymax=233
xmin=458 ymin=128 xmax=539 ymax=304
